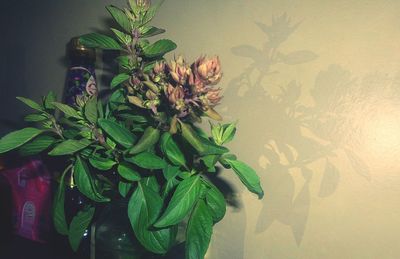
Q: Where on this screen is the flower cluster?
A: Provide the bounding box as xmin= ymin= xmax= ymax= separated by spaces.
xmin=127 ymin=55 xmax=223 ymax=120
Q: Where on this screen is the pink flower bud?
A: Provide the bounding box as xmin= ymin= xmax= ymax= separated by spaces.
xmin=192 ymin=56 xmax=222 ymax=86
xmin=153 ymin=61 xmax=166 ymax=75
xmin=168 ymin=56 xmax=191 ymax=85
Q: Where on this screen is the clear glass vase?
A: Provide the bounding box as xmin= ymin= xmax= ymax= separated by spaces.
xmin=93 ymin=199 xmax=148 ymax=259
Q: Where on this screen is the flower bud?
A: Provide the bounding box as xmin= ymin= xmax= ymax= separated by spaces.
xmin=136 ymin=0 xmax=150 ymax=10
xmin=168 ymin=56 xmax=191 ymax=85
xmin=192 ymin=56 xmax=222 ymax=85
xmin=153 ymin=61 xmax=166 ymax=75
xmin=166 ymin=84 xmax=185 ymax=106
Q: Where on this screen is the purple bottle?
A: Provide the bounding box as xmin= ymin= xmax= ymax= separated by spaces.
xmin=64 ymin=37 xmax=97 ymax=105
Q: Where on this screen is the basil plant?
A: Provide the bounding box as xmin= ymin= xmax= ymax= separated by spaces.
xmin=0 ymin=1 xmax=263 ymax=258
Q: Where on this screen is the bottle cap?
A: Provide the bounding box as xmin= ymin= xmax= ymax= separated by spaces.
xmin=67 ymin=37 xmax=96 ymax=61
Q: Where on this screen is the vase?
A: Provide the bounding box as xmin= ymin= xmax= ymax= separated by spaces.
xmin=92 ymin=199 xmax=149 ymax=259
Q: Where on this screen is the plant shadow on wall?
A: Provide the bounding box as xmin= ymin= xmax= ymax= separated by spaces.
xmin=224 ymin=14 xmax=372 ymax=246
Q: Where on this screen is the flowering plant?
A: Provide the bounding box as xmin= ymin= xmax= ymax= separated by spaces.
xmin=0 ymin=1 xmax=263 ymax=258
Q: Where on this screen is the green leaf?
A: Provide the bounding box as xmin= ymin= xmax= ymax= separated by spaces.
xmin=44 ymin=91 xmax=57 ymax=110
xmin=48 ymin=139 xmax=91 ymax=156
xmin=185 ymin=200 xmax=213 ymax=259
xmin=142 ymin=176 xmax=161 ymax=193
xmin=140 ymin=26 xmax=166 ymax=38
xmin=53 ymin=167 xmax=70 ymax=235
xmin=97 ymin=100 xmax=104 ymax=119
xmin=79 ymin=33 xmax=122 ymax=50
xmin=142 ymin=0 xmax=165 ymax=25
xmin=142 ymin=39 xmax=177 ymax=59
xmin=106 ymin=5 xmax=132 ymax=33
xmin=0 ymin=128 xmax=43 ymax=154
xmin=116 ymin=55 xmax=133 ymax=70
xmin=117 ymin=162 xmax=141 ymax=181
xmin=162 ymin=165 xmax=180 ymax=181
xmin=111 ymin=28 xmax=132 ymax=45
xmin=16 ymin=96 xmax=43 ymax=111
xmin=98 ymin=119 xmax=136 ymax=148
xmin=225 ymin=159 xmax=264 ymax=199
xmin=161 ymin=167 xmax=180 ymax=197
xmin=68 ymin=206 xmax=95 ymax=252
xmin=110 ymin=73 xmax=130 ymax=89
xmin=155 ymin=175 xmax=204 ymax=228
xmin=19 ymin=135 xmax=55 ymax=156
xmin=88 ymin=156 xmax=116 ymax=171
xmin=126 ymin=152 xmax=166 ymax=170
xmin=200 ymin=155 xmax=219 ymax=173
xmin=52 ymin=102 xmax=81 ymax=119
xmin=128 ymin=182 xmax=175 ymax=254
xmin=160 ymin=132 xmax=186 ymax=167
xmin=24 ymin=114 xmax=48 ymax=122
xmin=129 ymin=126 xmax=160 ymax=154
xmin=204 ymin=181 xmax=226 ymax=223
xmin=118 ymin=181 xmax=131 ymax=198
xmin=180 ymin=122 xmax=229 ymax=156
xmin=84 ymin=96 xmax=98 ymax=124
xmin=116 ymin=113 xmax=148 ymax=123
xmin=74 ymin=156 xmax=110 ymax=202
xmin=221 ymin=123 xmax=236 ymax=144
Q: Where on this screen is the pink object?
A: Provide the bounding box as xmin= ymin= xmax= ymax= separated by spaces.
xmin=2 ymin=159 xmax=52 ymax=243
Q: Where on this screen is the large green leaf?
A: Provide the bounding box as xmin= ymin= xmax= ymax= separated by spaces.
xmin=128 ymin=182 xmax=175 ymax=254
xmin=98 ymin=119 xmax=136 ymax=148
xmin=117 ymin=162 xmax=141 ymax=181
xmin=106 ymin=5 xmax=132 ymax=33
xmin=79 ymin=33 xmax=122 ymax=50
xmin=52 ymin=102 xmax=81 ymax=119
xmin=74 ymin=156 xmax=110 ymax=202
xmin=68 ymin=206 xmax=95 ymax=252
xmin=142 ymin=39 xmax=177 ymax=58
xmin=180 ymin=122 xmax=229 ymax=156
xmin=204 ymin=181 xmax=226 ymax=223
xmin=185 ymin=200 xmax=213 ymax=259
xmin=110 ymin=73 xmax=130 ymax=89
xmin=155 ymin=175 xmax=204 ymax=228
xmin=160 ymin=132 xmax=186 ymax=167
xmin=16 ymin=96 xmax=43 ymax=112
xmin=0 ymin=128 xmax=43 ymax=154
xmin=225 ymin=159 xmax=264 ymax=199
xmin=53 ymin=167 xmax=70 ymax=235
xmin=126 ymin=152 xmax=166 ymax=170
xmin=19 ymin=135 xmax=55 ymax=156
xmin=129 ymin=126 xmax=160 ymax=154
xmin=84 ymin=96 xmax=98 ymax=124
xmin=48 ymin=139 xmax=91 ymax=156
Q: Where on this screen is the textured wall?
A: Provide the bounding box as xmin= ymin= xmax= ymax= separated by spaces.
xmin=2 ymin=0 xmax=400 ymax=258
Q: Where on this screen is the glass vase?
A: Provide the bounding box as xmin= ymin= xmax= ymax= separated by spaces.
xmin=92 ymin=199 xmax=149 ymax=259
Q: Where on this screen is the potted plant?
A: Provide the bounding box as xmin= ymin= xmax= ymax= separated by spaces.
xmin=0 ymin=1 xmax=263 ymax=258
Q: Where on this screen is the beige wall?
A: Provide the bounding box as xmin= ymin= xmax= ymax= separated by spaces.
xmin=2 ymin=0 xmax=400 ymax=258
